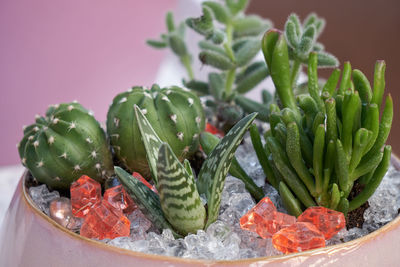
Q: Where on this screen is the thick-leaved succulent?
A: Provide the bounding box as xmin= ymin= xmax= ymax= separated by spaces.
xmin=107 ymin=84 xmax=205 ymax=177
xmin=115 ymin=106 xmax=257 ymax=236
xmin=250 ymin=30 xmax=393 ymax=216
xmin=148 ymin=0 xmax=338 ymax=131
xmin=18 ymin=102 xmax=114 ymax=190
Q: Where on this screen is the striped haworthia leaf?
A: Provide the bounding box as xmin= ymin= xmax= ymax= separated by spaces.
xmin=197 ymin=113 xmax=257 ymax=228
xmin=114 ymin=166 xmax=181 ymax=237
xmin=134 ymin=105 xmax=163 ymax=185
xmin=157 ymin=143 xmax=206 ymax=235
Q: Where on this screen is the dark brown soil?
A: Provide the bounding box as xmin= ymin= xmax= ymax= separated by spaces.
xmin=346 ymin=182 xmax=369 ymax=229
xmin=189 ymin=150 xmax=206 ymax=176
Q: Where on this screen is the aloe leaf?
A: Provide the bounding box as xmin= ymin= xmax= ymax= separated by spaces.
xmin=200 ymin=131 xmax=264 ymax=201
xmin=134 ymin=105 xmax=163 ymax=184
xmin=157 ymin=143 xmax=206 ymax=235
xmin=114 ymin=166 xmax=181 ymax=238
xmin=197 ymin=113 xmax=257 ymax=228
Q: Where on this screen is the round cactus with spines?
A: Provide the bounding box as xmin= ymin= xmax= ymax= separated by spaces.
xmin=106 ymin=84 xmax=205 ymax=177
xmin=18 ymin=102 xmax=114 ymax=190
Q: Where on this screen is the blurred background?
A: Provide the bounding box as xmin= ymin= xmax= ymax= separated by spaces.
xmin=1 ymin=0 xmax=399 ymax=166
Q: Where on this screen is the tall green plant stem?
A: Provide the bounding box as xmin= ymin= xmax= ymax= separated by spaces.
xmin=290 ymin=59 xmax=301 ymax=87
xmin=223 ymin=22 xmax=236 ymax=98
xmin=181 ymin=54 xmax=194 ymax=80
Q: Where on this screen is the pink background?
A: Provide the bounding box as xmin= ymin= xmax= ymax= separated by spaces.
xmin=0 ymin=0 xmax=177 ymax=166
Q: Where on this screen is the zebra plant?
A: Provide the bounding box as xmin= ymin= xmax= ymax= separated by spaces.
xmin=115 ymin=106 xmax=257 ymax=236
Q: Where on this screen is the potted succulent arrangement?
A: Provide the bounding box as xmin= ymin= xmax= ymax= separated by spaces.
xmin=1 ymin=0 xmax=399 ymax=266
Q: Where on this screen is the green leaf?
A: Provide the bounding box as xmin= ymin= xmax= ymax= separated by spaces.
xmin=279 ymin=181 xmax=303 ymax=217
xmin=288 ymin=14 xmax=301 ymax=38
xmin=235 ymin=62 xmax=269 ymax=94
xmin=302 ymin=25 xmax=316 ymax=41
xmin=115 ymin=166 xmax=181 ymax=238
xmin=235 ymin=38 xmax=261 ymax=67
xmin=199 ymin=40 xmax=227 ymax=55
xmin=166 ymin=12 xmax=175 ymax=32
xmin=146 ymin=39 xmax=167 ymax=49
xmin=134 ymin=105 xmax=163 ymax=184
xmin=353 ymin=69 xmax=372 ymax=104
xmin=157 ymin=143 xmax=206 ymax=235
xmin=183 ymin=79 xmax=209 ymax=95
xmin=262 ymin=31 xmax=299 ymax=117
xmin=197 ymin=113 xmax=257 ymax=228
xmin=285 ymin=21 xmax=299 ymax=49
xmin=186 ymin=6 xmax=214 ymax=37
xmin=168 ymin=34 xmax=187 ymax=56
xmin=232 ymin=15 xmax=272 ymax=37
xmin=199 ymin=50 xmax=235 ymax=70
xmin=200 ymin=131 xmax=264 ymax=201
xmin=208 ymin=73 xmax=224 ymax=100
xmin=235 ymin=95 xmax=269 ymax=122
xmin=316 ymin=52 xmax=339 ymax=68
xmin=371 ymin=60 xmax=386 ymax=109
xmin=203 ymin=1 xmax=230 ymax=24
xmin=349 ymin=145 xmax=391 ymax=211
xmin=225 ymin=0 xmax=249 ymax=15
xmin=298 ymin=36 xmax=313 ymax=55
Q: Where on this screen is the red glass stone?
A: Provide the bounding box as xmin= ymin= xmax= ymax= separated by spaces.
xmin=70 ymin=175 xmax=101 ymax=218
xmin=256 ymin=211 xmax=297 ymax=239
xmin=132 ymin=172 xmax=158 ymax=193
xmin=240 ymin=196 xmax=276 ymax=233
xmin=103 ymin=185 xmax=137 ymax=214
xmin=80 ymin=200 xmax=130 ymax=240
xmin=205 ymin=123 xmax=224 ymax=138
xmin=298 ymin=206 xmax=346 ymax=240
xmin=272 ymin=222 xmax=325 ymax=254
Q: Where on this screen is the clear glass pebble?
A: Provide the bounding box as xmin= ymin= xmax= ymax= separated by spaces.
xmin=29 ymin=184 xmax=60 ymax=215
xmin=27 ymin=142 xmax=400 ymax=260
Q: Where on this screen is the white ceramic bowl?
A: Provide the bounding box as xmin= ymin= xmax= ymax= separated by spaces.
xmin=1 ymin=157 xmax=400 ymax=266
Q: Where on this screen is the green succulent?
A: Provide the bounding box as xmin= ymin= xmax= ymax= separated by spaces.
xmin=148 ymin=0 xmax=272 ymax=129
xmin=249 ymin=30 xmax=393 ymax=216
xmin=106 ymin=84 xmax=205 ymax=178
xmin=18 ymin=102 xmax=113 ymax=190
xmin=115 ymin=106 xmax=257 ymax=236
xmin=148 ymin=1 xmax=339 ymax=133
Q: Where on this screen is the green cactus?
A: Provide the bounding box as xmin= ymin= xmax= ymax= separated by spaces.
xmin=251 ymin=30 xmax=393 ymax=217
xmin=106 ymin=84 xmax=205 ymax=178
xmin=115 ymin=106 xmax=257 ymax=236
xmin=18 ymin=102 xmax=113 ymax=190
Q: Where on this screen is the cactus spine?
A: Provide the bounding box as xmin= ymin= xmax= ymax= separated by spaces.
xmin=18 ymin=102 xmax=113 ymax=190
xmin=107 ymin=84 xmax=205 ymax=177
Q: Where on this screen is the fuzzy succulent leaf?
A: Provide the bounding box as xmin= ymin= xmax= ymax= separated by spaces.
xmin=186 ymin=6 xmax=214 ymax=37
xmin=234 ymin=38 xmax=261 ymax=67
xmin=232 ymin=15 xmax=272 ymax=37
xmin=197 ymin=113 xmax=257 ymax=228
xmin=114 ymin=166 xmax=181 ymax=238
xmin=157 ymin=143 xmax=206 ymax=235
xmin=199 ymin=50 xmax=235 ymax=70
xmin=203 ymin=1 xmax=230 ymax=24
xmin=225 ymin=0 xmax=249 ymax=15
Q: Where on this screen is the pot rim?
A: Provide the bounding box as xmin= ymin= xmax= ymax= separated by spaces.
xmin=20 ymin=155 xmax=400 ymax=265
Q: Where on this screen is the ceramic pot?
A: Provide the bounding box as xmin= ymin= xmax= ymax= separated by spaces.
xmin=1 ymin=156 xmax=400 ymax=267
